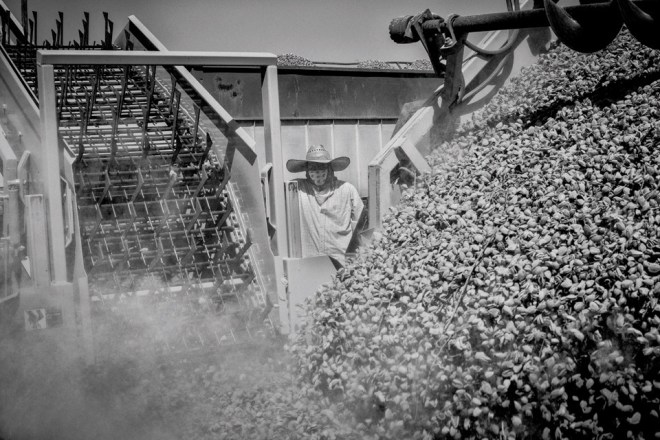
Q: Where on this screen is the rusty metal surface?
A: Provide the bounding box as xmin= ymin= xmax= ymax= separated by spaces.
xmin=195 ymin=67 xmax=442 ymax=121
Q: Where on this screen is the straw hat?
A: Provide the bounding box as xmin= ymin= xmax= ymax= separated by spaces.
xmin=286 ymin=145 xmax=350 ymax=173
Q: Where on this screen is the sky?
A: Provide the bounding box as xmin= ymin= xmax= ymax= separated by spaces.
xmin=5 ymin=0 xmax=515 ymax=62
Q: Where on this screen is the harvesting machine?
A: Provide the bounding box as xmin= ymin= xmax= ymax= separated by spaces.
xmin=0 ymin=0 xmax=657 ymax=364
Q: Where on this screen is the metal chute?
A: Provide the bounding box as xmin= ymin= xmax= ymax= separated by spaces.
xmin=616 ymin=0 xmax=660 ymax=49
xmin=543 ymin=0 xmax=622 ymax=53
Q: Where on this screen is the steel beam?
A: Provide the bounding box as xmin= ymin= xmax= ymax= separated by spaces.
xmin=36 ymin=50 xmax=277 ymax=67
xmin=260 ymin=65 xmax=286 ymax=256
xmin=37 ymin=63 xmax=67 ymax=283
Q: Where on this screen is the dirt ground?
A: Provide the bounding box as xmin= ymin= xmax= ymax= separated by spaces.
xmin=0 ymin=321 xmax=292 ymax=440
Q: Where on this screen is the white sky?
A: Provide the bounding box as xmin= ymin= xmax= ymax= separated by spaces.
xmin=5 ymin=0 xmax=518 ymax=62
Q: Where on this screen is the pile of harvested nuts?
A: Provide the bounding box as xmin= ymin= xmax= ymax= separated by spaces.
xmin=356 ymin=59 xmax=396 ymax=70
xmin=290 ymin=31 xmax=660 ymax=440
xmin=466 ymin=29 xmax=660 ymax=132
xmin=276 ymin=53 xmax=316 ymax=67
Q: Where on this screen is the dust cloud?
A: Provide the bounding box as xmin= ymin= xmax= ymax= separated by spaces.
xmin=0 ymin=278 xmax=281 ymax=440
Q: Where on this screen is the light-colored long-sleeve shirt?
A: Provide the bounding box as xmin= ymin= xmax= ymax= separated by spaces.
xmin=294 ymin=178 xmax=363 ymax=264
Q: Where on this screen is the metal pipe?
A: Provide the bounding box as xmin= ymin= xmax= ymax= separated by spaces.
xmin=393 ymin=0 xmax=660 ymax=40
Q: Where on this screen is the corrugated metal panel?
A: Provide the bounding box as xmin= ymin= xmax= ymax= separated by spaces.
xmin=357 ymin=121 xmax=387 ymax=196
xmin=307 ymin=123 xmax=333 ymax=152
xmin=244 ymin=120 xmax=395 ymax=197
xmin=195 ymin=67 xmax=441 ymax=121
xmin=332 ymin=123 xmax=359 ymax=188
xmin=197 ymin=65 xmax=430 ymax=197
xmin=281 ymin=124 xmax=307 ymax=182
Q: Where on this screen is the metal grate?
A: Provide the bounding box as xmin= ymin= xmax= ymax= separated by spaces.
xmin=4 ymin=40 xmax=273 ymax=355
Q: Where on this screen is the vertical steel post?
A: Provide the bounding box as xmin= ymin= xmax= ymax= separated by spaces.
xmin=37 ymin=61 xmax=67 ymax=282
xmin=368 ymin=148 xmax=401 ymax=230
xmin=260 ymin=65 xmax=285 ymax=257
xmin=260 ymin=64 xmax=290 ymax=333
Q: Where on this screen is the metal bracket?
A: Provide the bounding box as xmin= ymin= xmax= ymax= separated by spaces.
xmin=438 ymin=14 xmax=461 ymax=55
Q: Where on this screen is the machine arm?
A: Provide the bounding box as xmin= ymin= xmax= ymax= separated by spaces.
xmin=391 ymin=0 xmax=660 ymax=65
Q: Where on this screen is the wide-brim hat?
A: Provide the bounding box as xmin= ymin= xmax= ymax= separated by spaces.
xmin=286 ymin=145 xmax=350 ymax=173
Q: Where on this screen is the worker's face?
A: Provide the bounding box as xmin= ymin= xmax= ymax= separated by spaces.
xmin=308 ymin=163 xmax=329 ymax=186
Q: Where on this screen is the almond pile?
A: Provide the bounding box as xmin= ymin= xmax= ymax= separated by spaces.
xmin=291 ymin=32 xmax=660 ymax=440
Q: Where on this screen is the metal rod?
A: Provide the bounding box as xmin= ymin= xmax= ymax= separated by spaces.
xmin=57 ymin=11 xmax=63 ymax=47
xmin=168 ymin=73 xmax=177 ymax=110
xmin=88 ymin=204 xmax=104 ymax=240
xmin=83 ymin=12 xmax=89 ymax=46
xmin=192 ymin=167 xmax=209 ymax=199
xmin=108 ymin=67 xmax=129 ymax=168
xmin=129 ymin=168 xmax=144 ymax=203
xmin=191 ymin=103 xmax=201 ymax=150
xmin=180 ymin=242 xmax=198 ymax=265
xmin=21 ymin=0 xmax=27 ymax=38
xmin=198 ymin=132 xmax=213 ymax=168
xmin=75 ymin=65 xmax=102 ymax=163
xmin=97 ymin=169 xmax=112 ymax=204
xmin=155 ymin=201 xmax=172 ymax=236
xmin=87 ymin=65 xmax=102 ymax=126
xmin=410 ymin=0 xmax=660 ymax=35
xmin=103 ymin=12 xmax=113 ymax=49
xmin=216 ymin=163 xmax=230 ymax=193
xmin=161 ymin=168 xmax=178 ymax=200
xmin=169 ymin=89 xmax=181 ymax=163
xmin=231 ymin=234 xmax=252 ymax=264
xmin=140 ymin=65 xmax=155 ymax=154
xmin=112 ymin=241 xmax=131 ymax=271
xmin=57 ymin=66 xmax=70 ymax=119
xmin=171 ymin=135 xmax=184 ymax=165
xmin=147 ymin=238 xmax=165 ymax=270
xmin=185 ymin=198 xmax=203 ymax=233
xmin=214 ymin=205 xmax=232 ymax=228
xmin=32 ymin=10 xmax=36 ymax=45
xmin=120 ymin=202 xmax=137 ymax=239
xmin=108 ymin=90 xmax=121 ymax=168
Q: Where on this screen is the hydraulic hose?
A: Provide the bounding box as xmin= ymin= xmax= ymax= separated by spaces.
xmin=463 ymin=0 xmax=521 ymax=56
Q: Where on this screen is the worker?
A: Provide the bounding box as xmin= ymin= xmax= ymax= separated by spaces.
xmin=286 ymin=145 xmax=364 ymax=268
